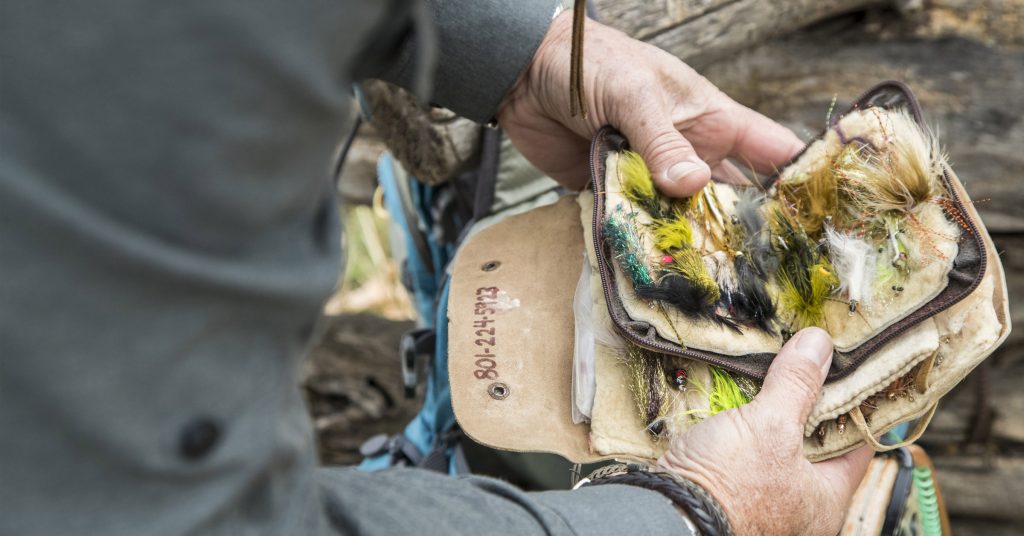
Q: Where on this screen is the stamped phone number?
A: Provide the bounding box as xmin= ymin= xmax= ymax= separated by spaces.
xmin=472 ymin=287 xmax=500 ymax=380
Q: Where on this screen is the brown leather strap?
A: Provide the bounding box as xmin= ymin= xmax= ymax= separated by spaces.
xmin=570 ymin=1 xmax=588 ymax=118
xmin=849 ymin=403 xmax=938 ymax=452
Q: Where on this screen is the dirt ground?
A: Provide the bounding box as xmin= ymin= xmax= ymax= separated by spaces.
xmin=302 ymin=313 xmax=418 ymax=466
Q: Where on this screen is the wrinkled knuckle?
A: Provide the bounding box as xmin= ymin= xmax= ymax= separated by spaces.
xmin=630 ymin=70 xmax=659 ymax=90
xmin=639 ymin=134 xmax=689 ymax=166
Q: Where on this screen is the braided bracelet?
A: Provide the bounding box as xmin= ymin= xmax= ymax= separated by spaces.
xmin=577 ymin=463 xmax=733 ymax=536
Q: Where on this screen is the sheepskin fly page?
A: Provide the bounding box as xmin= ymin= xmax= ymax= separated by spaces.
xmin=446 ymin=83 xmax=1008 ymax=465
xmin=577 ymin=101 xmax=1005 ymax=461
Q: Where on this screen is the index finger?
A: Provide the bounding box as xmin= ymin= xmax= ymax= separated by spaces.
xmin=727 ymin=103 xmax=805 ymax=175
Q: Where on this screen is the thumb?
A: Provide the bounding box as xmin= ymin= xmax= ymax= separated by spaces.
xmin=755 ymin=327 xmax=834 ymax=426
xmin=621 ymin=118 xmax=710 ymax=198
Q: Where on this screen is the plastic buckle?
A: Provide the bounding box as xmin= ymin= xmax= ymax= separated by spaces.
xmin=358 ymin=433 xmax=424 ymax=467
xmin=399 ymin=329 xmax=435 ymax=399
xmin=359 ymin=433 xmax=391 ymax=458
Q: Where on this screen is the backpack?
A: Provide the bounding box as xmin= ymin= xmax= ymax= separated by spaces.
xmin=352 ymin=100 xmax=561 ymax=474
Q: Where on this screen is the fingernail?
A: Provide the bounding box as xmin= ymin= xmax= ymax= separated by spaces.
xmin=794 ymin=327 xmax=833 ymax=378
xmin=665 ymin=161 xmax=707 ymax=183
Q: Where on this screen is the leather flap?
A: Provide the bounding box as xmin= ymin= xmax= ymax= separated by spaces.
xmin=448 ymin=82 xmax=1011 ymax=464
xmin=448 ymin=195 xmax=600 ymax=463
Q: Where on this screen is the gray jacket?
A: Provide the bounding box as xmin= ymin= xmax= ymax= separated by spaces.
xmin=0 ymin=1 xmax=689 ymax=533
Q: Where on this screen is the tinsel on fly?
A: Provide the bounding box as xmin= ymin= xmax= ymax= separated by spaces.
xmin=728 ymin=189 xmax=779 ymax=334
xmin=601 ymin=108 xmax=959 ymax=446
xmin=613 ymin=152 xmax=775 ymax=333
xmin=608 ymin=108 xmax=953 ymax=336
xmin=623 ymin=344 xmax=672 ymax=437
xmin=603 ymin=209 xmax=653 ymax=289
xmin=623 ymin=343 xmax=755 ymax=435
xmin=731 ymin=254 xmax=777 ymax=333
xmin=677 ymin=365 xmax=754 ymax=422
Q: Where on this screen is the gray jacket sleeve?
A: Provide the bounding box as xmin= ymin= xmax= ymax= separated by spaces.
xmin=378 ymin=0 xmax=561 ymax=122
xmin=0 ymin=0 xmax=693 ymax=534
xmin=318 ymin=467 xmax=691 ymax=535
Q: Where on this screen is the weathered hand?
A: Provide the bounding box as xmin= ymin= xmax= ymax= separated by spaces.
xmin=497 ymin=11 xmax=803 ymax=197
xmin=657 ymin=327 xmax=873 ymax=535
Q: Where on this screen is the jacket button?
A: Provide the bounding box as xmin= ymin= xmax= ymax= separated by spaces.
xmin=312 ymin=198 xmax=331 ymax=252
xmin=298 ymin=322 xmax=315 ymax=343
xmin=179 ymin=418 xmax=221 ymax=460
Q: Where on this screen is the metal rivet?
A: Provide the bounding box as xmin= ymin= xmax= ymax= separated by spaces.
xmin=488 ymin=382 xmax=510 ymax=400
xmin=481 ymin=261 xmax=501 ymax=272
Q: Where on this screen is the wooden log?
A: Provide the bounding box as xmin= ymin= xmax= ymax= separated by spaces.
xmin=336 ymin=122 xmax=385 ymax=207
xmin=930 ymin=456 xmax=1024 ymax=522
xmin=699 ymin=29 xmax=1024 ymax=232
xmin=596 ymin=1 xmax=1024 ymax=67
xmin=593 ymin=1 xmax=1024 ymax=228
xmin=594 ymin=0 xmax=890 ymax=68
xmin=592 ymin=0 xmax=735 ymax=42
xmin=923 ymin=356 xmax=1024 ymax=447
xmin=304 ymin=314 xmax=420 ymax=465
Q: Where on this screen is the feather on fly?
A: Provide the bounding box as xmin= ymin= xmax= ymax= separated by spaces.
xmin=773 ymin=210 xmax=839 ymax=329
xmin=824 ymin=226 xmax=877 ymax=314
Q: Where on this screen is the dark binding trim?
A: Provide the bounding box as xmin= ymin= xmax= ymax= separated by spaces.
xmin=589 ymin=81 xmax=988 ymax=382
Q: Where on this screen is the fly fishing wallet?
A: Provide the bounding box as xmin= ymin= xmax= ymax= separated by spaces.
xmin=447 ymin=81 xmax=1010 ymax=463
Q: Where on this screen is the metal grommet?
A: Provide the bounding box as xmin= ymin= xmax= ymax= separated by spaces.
xmin=488 ymin=382 xmax=510 ymax=400
xmin=481 ymin=260 xmax=501 ymax=272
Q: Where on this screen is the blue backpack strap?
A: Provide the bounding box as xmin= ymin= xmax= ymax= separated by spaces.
xmin=359 ymin=127 xmax=501 ymax=474
xmin=359 ymin=277 xmax=458 ymax=472
xmin=357 ymin=0 xmax=599 ymax=478
xmin=359 ymin=154 xmax=453 ymax=471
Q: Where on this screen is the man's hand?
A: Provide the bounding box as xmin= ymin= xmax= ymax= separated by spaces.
xmin=497 ymin=11 xmax=868 ymax=533
xmin=658 ymin=328 xmax=873 ymax=535
xmin=497 ymin=11 xmax=804 ymax=197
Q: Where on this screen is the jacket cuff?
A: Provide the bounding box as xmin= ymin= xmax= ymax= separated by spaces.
xmin=382 ymin=0 xmax=561 ymax=123
xmin=535 ymin=483 xmax=697 ymax=535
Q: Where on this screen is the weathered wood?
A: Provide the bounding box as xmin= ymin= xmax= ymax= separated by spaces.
xmin=987 ymin=235 xmax=1024 ymax=368
xmin=594 ymin=1 xmax=1024 ymax=230
xmin=914 ymin=0 xmax=1024 ymax=47
xmin=595 ymin=0 xmax=888 ymax=67
xmin=593 ymin=0 xmax=734 ymax=41
xmin=923 ymin=354 xmax=1024 ymax=447
xmin=597 ymin=0 xmax=1024 ymax=66
xmin=931 ymin=456 xmax=1024 ymax=522
xmin=303 ymin=314 xmax=419 ymax=465
xmin=699 ymin=28 xmax=1024 ymax=232
xmin=336 ymin=122 xmax=385 ymax=206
